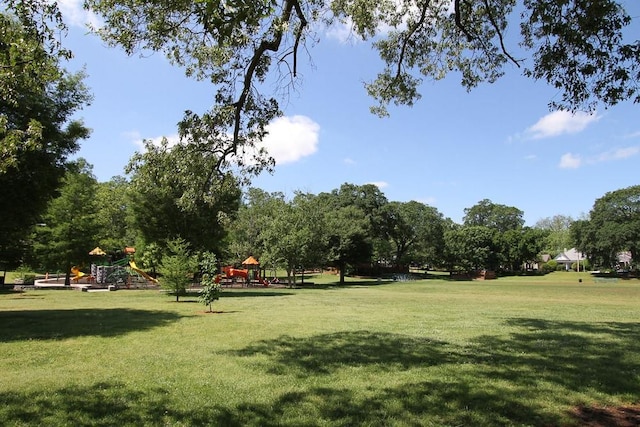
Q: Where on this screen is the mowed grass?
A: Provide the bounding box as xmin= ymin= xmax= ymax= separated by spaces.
xmin=0 ymin=273 xmax=638 ymax=426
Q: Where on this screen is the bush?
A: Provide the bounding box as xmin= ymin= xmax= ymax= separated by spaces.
xmin=542 ymin=260 xmax=558 ymax=273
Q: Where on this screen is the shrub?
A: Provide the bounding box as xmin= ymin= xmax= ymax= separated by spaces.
xmin=542 ymin=260 xmax=558 ymax=273
xmin=159 ymin=238 xmax=197 ymax=302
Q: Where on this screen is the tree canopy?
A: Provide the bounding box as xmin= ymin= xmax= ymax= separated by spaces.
xmin=84 ymin=0 xmax=639 ymax=171
xmin=463 ymin=199 xmax=524 ymax=233
xmin=572 ymin=185 xmax=640 ymax=269
xmin=0 ymin=9 xmax=91 ymax=266
xmin=125 ymin=138 xmax=241 ymax=254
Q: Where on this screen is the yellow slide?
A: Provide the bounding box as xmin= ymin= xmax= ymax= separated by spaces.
xmin=71 ymin=266 xmax=86 ymax=283
xmin=129 ymin=261 xmax=159 ymax=284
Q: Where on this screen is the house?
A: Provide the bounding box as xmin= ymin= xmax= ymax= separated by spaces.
xmin=554 ymin=248 xmax=586 ymax=271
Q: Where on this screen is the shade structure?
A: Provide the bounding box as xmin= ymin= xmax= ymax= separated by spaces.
xmin=242 ymin=256 xmax=260 ymax=266
xmin=89 ymin=247 xmax=106 ymax=256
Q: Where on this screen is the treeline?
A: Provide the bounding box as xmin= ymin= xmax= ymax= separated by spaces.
xmin=6 ymin=143 xmax=638 ymax=282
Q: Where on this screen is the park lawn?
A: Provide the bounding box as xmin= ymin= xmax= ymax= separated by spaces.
xmin=0 ymin=273 xmax=638 ymax=426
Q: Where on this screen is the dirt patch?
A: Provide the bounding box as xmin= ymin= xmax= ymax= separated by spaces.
xmin=570 ymin=404 xmax=640 ymax=426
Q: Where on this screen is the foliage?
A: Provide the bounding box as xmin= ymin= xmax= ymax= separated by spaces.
xmin=0 ymin=11 xmax=91 ymax=266
xmin=227 ymin=188 xmax=287 ymax=265
xmin=495 ymin=227 xmax=547 ymax=272
xmin=444 ymin=225 xmax=498 ymax=272
xmin=126 ymin=139 xmax=241 ymax=254
xmin=29 ymin=160 xmax=101 ymax=281
xmin=262 ymin=192 xmax=326 ymax=285
xmin=198 ymin=251 xmax=220 ymax=311
xmin=158 ymin=238 xmax=197 ymax=302
xmin=572 ymin=185 xmax=640 ymax=269
xmin=322 ymin=204 xmax=373 ymax=284
xmin=86 ymin=0 xmax=638 ymax=171
xmin=138 ymin=242 xmax=163 ymax=278
xmin=379 ymin=200 xmax=445 ymax=268
xmin=534 ymin=214 xmax=574 ymax=255
xmin=463 ymin=199 xmax=524 ymax=233
xmin=95 ymin=176 xmax=137 ymax=252
xmin=542 ymin=259 xmax=558 ymax=273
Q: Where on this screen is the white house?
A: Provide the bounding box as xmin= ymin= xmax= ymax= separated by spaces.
xmin=554 ymin=248 xmax=586 ymax=271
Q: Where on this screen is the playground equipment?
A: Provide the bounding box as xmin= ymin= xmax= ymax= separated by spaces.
xmin=71 ymin=266 xmax=87 ymax=283
xmin=222 ymin=262 xmax=269 ymax=286
xmin=222 ymin=266 xmax=249 ymax=280
xmin=129 ymin=260 xmax=158 ymax=284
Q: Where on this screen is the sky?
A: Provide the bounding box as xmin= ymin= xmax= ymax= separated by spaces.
xmin=57 ymin=1 xmax=639 ymax=226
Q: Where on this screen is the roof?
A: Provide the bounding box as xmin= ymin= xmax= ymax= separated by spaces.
xmin=554 ymin=248 xmax=585 ymax=263
xmin=89 ymin=247 xmax=106 ymax=256
xmin=242 ymin=256 xmax=260 ymax=265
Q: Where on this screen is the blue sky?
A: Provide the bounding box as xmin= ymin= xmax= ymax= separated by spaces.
xmin=59 ymin=1 xmax=639 ymax=226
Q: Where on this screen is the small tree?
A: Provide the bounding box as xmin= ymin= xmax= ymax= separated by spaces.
xmin=198 ymin=252 xmax=221 ymax=312
xmin=159 ymin=238 xmax=196 ymax=302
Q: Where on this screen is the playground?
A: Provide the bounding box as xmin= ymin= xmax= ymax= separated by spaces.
xmin=29 ymin=249 xmax=283 ymax=292
xmin=32 ymin=246 xmax=159 ymax=291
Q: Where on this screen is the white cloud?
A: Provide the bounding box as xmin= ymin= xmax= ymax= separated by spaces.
xmin=59 ymin=0 xmax=102 ymax=29
xmin=593 ymin=146 xmax=640 ymax=163
xmin=559 ymin=153 xmax=582 ymax=169
xmin=259 ymin=115 xmax=320 ymax=165
xmin=127 ymin=115 xmax=319 ymax=165
xmin=526 ymin=111 xmax=600 ymax=139
xmin=624 ymin=131 xmax=640 ymax=139
xmin=326 ymin=20 xmax=360 ymax=44
xmin=343 ymin=157 xmax=356 ymax=165
xmin=367 ymin=181 xmax=389 ymax=189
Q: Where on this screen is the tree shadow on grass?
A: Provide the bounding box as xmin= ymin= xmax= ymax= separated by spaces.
xmin=1 ymin=320 xmax=637 ymax=426
xmin=226 ymin=320 xmax=640 ymax=424
xmin=0 ymin=379 xmax=558 ymax=426
xmin=468 ymin=318 xmax=640 ymax=397
xmin=231 ymin=331 xmax=453 ymax=375
xmin=0 ymin=308 xmax=181 ymax=341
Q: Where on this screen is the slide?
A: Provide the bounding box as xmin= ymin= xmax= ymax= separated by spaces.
xmin=71 ymin=266 xmax=86 ymax=283
xmin=222 ymin=266 xmax=248 ymax=279
xmin=129 ymin=261 xmax=159 ymax=284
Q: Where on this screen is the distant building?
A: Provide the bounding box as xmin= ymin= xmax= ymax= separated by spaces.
xmin=554 ymin=248 xmax=586 ymax=271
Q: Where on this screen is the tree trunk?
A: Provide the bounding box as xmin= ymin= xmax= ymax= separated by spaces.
xmin=65 ymin=261 xmax=71 ymax=286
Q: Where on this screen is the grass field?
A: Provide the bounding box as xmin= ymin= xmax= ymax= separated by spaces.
xmin=0 ymin=272 xmax=638 ymax=426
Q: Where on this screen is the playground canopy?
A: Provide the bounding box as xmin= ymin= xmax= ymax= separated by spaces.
xmin=89 ymin=247 xmax=106 ymax=256
xmin=242 ymin=256 xmax=260 ymax=266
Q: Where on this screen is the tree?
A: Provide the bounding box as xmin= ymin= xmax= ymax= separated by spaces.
xmin=126 ymin=139 xmax=241 ymax=254
xmin=198 ymin=251 xmax=220 ymax=312
xmin=444 ymin=225 xmax=497 ymax=272
xmin=159 ymin=238 xmax=197 ymax=302
xmin=573 ymin=185 xmax=640 ymax=269
xmin=86 ymin=0 xmax=639 ymax=170
xmin=322 ymin=204 xmax=372 ymax=284
xmin=95 ymin=176 xmax=137 ymax=252
xmin=463 ymin=199 xmax=524 ymax=233
xmin=0 ymin=10 xmax=91 ymax=266
xmin=261 ymin=192 xmax=326 ymax=286
xmin=323 ymin=183 xmax=388 ymax=266
xmin=29 ymin=160 xmax=101 ymax=284
xmin=495 ymin=227 xmax=547 ymax=272
xmin=379 ymin=201 xmax=445 ymax=268
xmin=534 ymin=214 xmax=574 ymax=255
xmin=227 ymin=188 xmax=287 ymax=265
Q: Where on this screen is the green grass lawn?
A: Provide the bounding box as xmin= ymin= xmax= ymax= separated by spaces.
xmin=0 ymin=272 xmax=638 ymax=426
